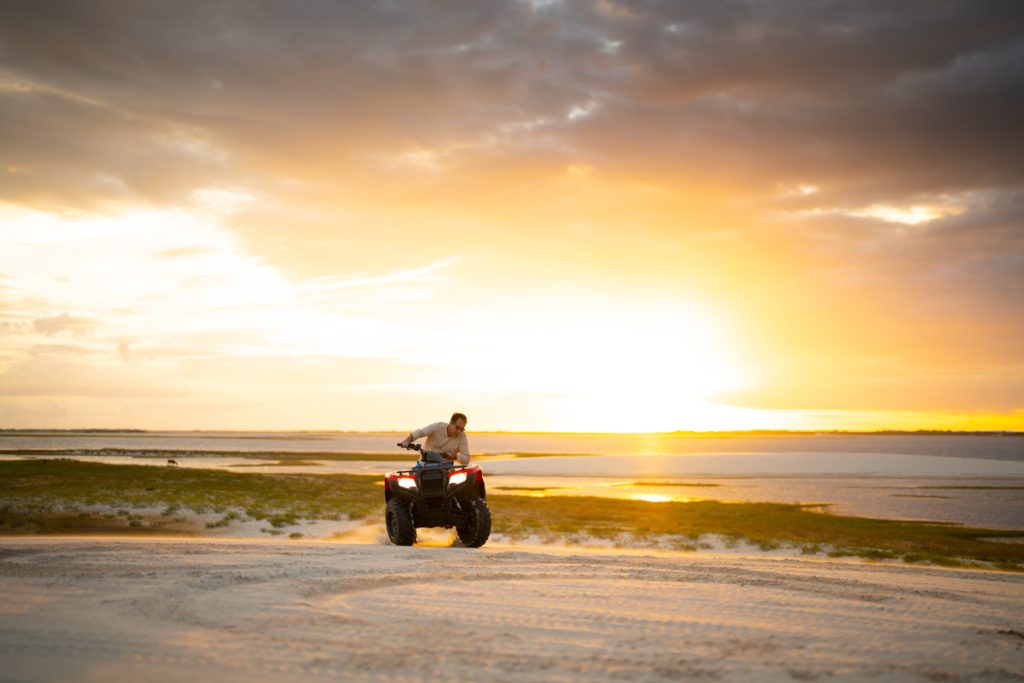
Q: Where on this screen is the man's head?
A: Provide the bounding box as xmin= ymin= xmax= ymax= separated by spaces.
xmin=448 ymin=412 xmax=468 ymax=437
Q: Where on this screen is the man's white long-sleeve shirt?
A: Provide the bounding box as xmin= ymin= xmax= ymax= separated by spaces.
xmin=412 ymin=422 xmax=470 ymax=465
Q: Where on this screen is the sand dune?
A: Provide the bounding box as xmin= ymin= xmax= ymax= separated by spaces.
xmin=1 ymin=538 xmax=1022 ymax=682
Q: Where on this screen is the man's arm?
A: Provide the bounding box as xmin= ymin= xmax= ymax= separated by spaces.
xmin=439 ymin=434 xmax=470 ymax=465
xmin=399 ymin=422 xmax=442 ymax=447
xmin=455 ymin=434 xmax=470 ymax=466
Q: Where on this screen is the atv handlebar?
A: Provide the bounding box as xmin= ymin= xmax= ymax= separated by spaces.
xmin=398 ymin=441 xmax=457 ymax=466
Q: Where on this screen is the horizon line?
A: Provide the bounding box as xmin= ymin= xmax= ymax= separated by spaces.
xmin=0 ymin=428 xmax=1021 ymax=437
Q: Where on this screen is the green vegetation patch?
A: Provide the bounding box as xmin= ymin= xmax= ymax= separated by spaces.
xmin=891 ymin=494 xmax=953 ymax=499
xmin=0 ymin=459 xmax=379 ymax=534
xmin=487 ymin=495 xmax=1024 ymax=570
xmin=3 ymin=460 xmax=1024 ymax=570
xmin=917 ymin=485 xmax=1024 ymax=491
xmin=0 ymin=449 xmax=413 ymax=461
xmin=2 ymin=450 xmax=586 ymax=462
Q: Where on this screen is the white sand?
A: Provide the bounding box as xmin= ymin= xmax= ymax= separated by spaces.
xmin=1 ymin=538 xmax=1022 ymax=682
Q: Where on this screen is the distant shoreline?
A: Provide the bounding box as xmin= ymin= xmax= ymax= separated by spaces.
xmin=1 ymin=428 xmax=1021 ymax=437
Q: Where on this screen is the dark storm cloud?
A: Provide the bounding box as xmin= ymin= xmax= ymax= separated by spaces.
xmin=2 ymin=1 xmax=1022 ymax=336
xmin=556 ymin=1 xmax=1024 ymax=198
xmin=900 ymin=190 xmax=1024 ymax=296
xmin=805 ymin=190 xmax=1024 ymax=351
xmin=2 ymin=0 xmax=1021 ymax=202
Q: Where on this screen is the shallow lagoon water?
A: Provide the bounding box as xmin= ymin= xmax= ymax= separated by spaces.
xmin=2 ymin=430 xmax=1022 ymax=461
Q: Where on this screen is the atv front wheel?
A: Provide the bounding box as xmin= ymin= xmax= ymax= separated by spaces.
xmin=386 ymin=498 xmax=415 ymax=546
xmin=456 ymin=497 xmax=491 ymax=548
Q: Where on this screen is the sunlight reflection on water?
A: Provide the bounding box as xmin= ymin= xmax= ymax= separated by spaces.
xmin=630 ymin=493 xmax=675 ymax=503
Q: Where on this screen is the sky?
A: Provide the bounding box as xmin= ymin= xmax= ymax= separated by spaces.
xmin=1 ymin=1 xmax=1023 ymax=432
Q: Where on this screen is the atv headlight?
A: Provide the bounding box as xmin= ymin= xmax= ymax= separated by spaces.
xmin=448 ymin=471 xmax=468 ymax=486
xmin=397 ymin=476 xmax=417 ymax=490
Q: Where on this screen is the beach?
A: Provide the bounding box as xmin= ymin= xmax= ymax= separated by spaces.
xmin=1 ymin=537 xmax=1022 ymax=682
xmin=3 ymin=433 xmax=1024 ymax=681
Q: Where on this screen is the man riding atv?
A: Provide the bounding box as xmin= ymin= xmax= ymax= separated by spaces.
xmin=398 ymin=413 xmax=470 ymax=466
xmin=386 ymin=412 xmax=490 ymax=547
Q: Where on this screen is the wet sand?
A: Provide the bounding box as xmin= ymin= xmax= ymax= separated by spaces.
xmin=1 ymin=538 xmax=1022 ymax=682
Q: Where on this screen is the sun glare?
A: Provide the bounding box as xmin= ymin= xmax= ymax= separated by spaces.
xmin=442 ymin=301 xmax=751 ymax=433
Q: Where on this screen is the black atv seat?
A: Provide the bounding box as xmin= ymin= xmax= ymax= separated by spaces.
xmin=419 ymin=450 xmax=445 ymax=465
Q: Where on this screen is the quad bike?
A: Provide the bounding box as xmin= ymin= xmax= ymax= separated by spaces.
xmin=384 ymin=443 xmax=491 ymax=547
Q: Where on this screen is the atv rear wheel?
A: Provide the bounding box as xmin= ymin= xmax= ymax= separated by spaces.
xmin=386 ymin=498 xmax=415 ymax=546
xmin=456 ymin=497 xmax=491 ymax=548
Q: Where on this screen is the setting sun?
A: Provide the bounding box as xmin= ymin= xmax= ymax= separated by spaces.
xmin=1 ymin=2 xmax=1021 ymax=433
